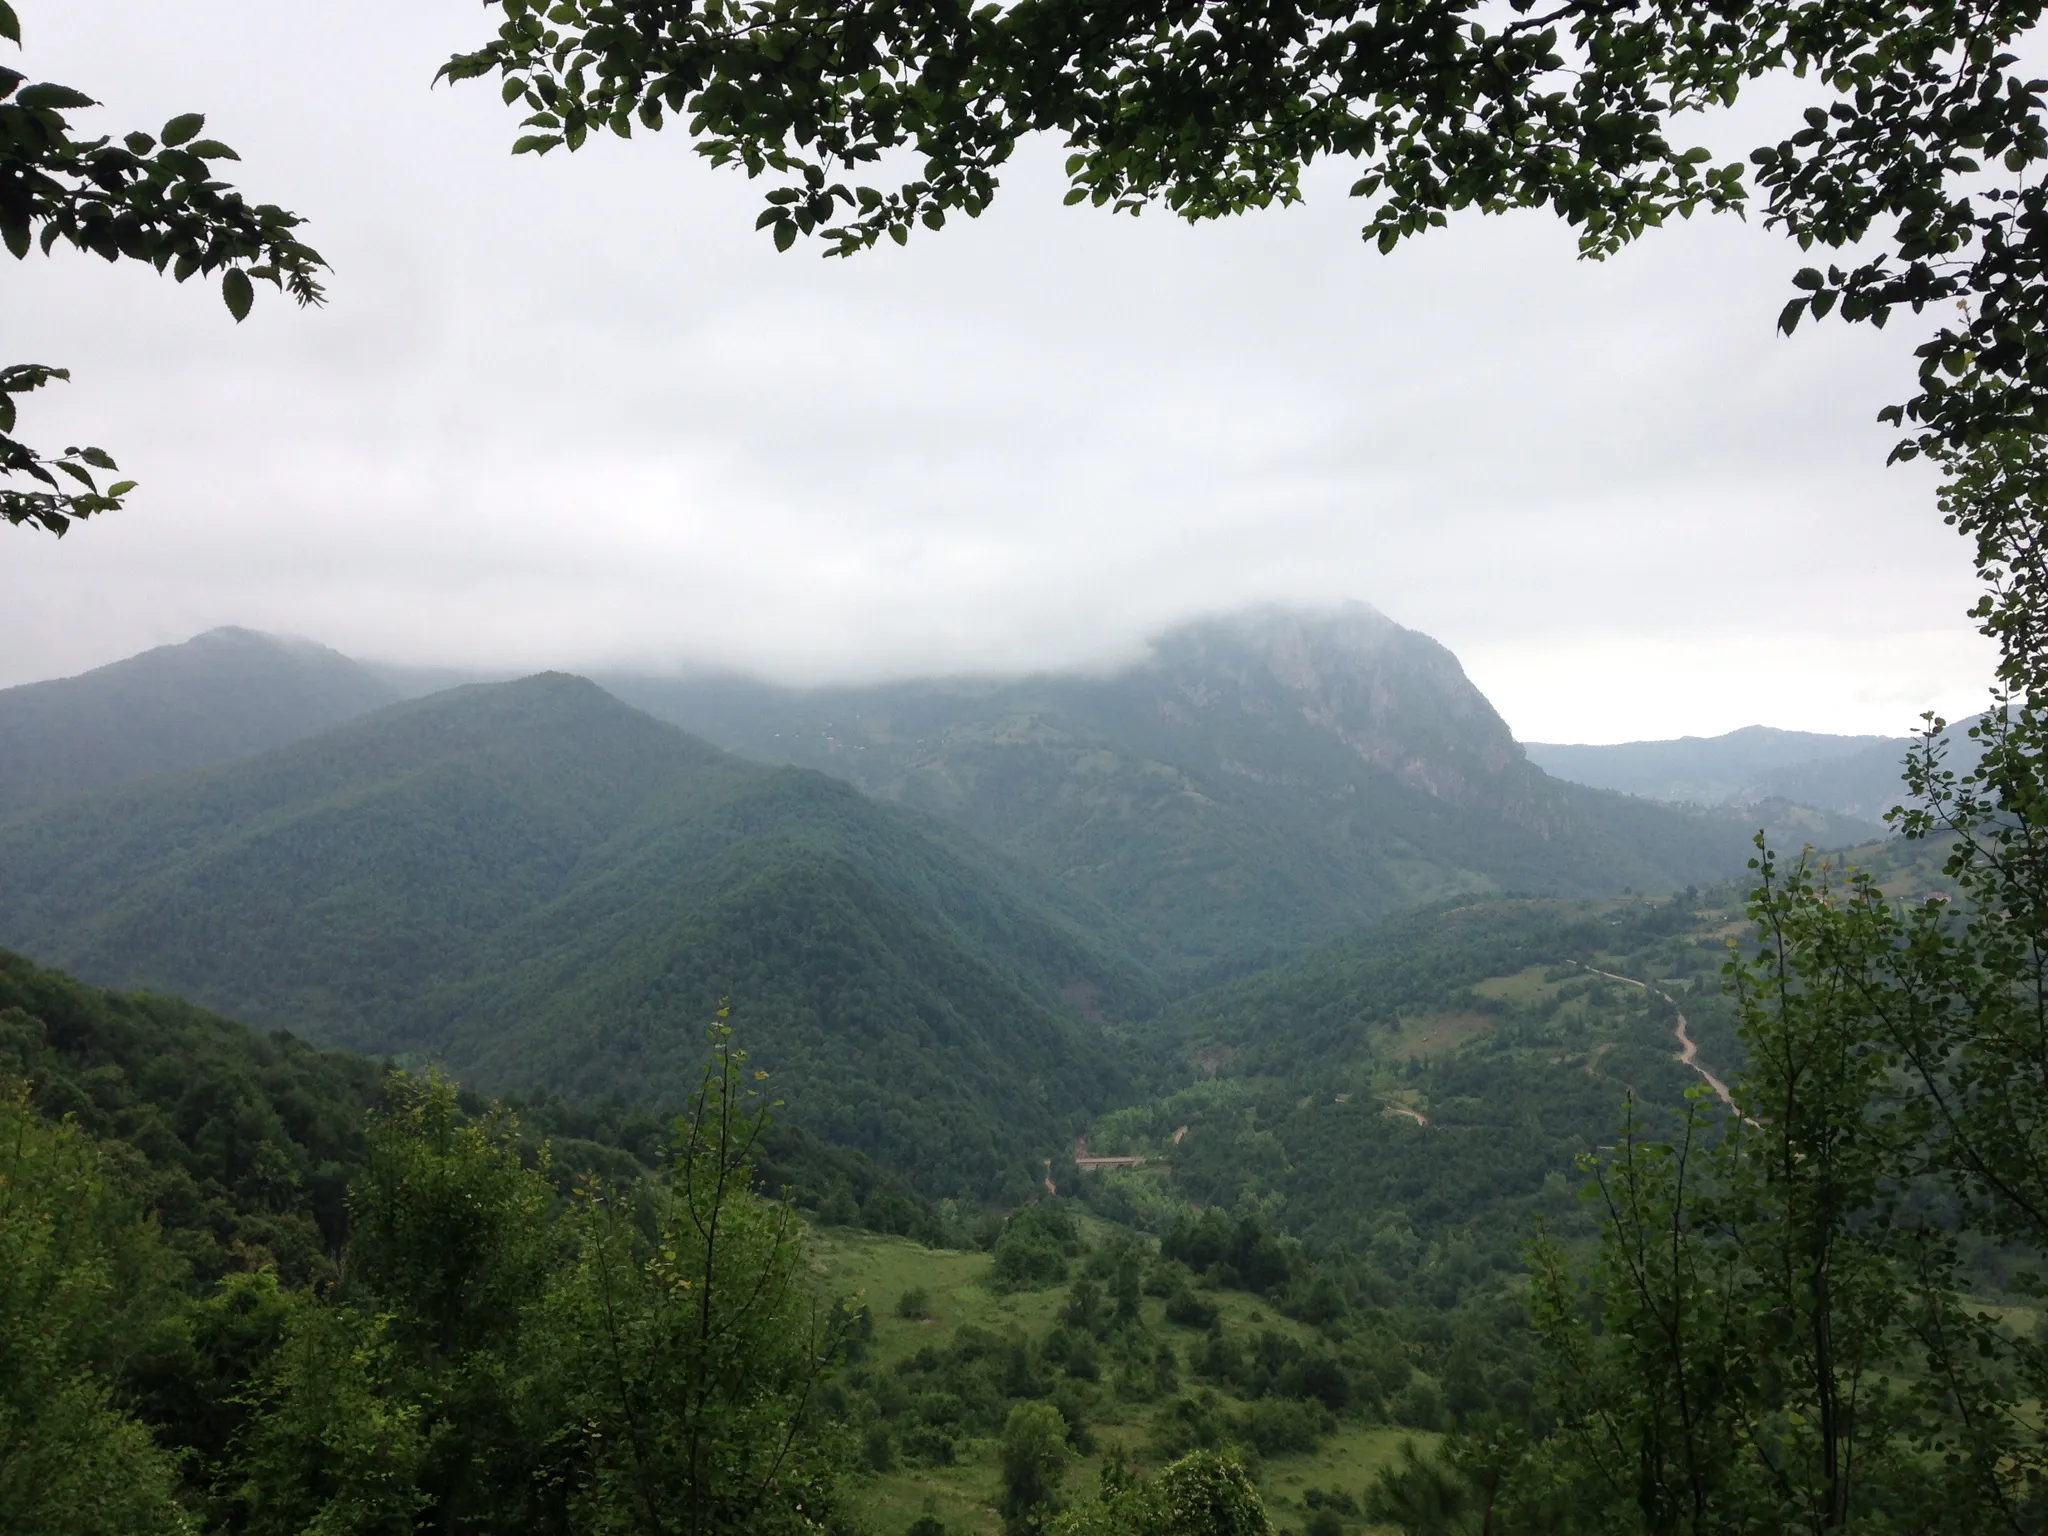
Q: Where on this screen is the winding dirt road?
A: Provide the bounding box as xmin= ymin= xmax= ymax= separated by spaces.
xmin=1576 ymin=964 xmax=1738 ymax=1111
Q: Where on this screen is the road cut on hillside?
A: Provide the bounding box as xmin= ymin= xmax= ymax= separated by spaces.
xmin=1576 ymin=964 xmax=1739 ymax=1112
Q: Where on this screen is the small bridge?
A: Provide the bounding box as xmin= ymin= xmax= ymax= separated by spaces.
xmin=1073 ymin=1135 xmax=1148 ymax=1171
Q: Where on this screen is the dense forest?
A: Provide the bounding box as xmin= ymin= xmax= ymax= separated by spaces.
xmin=0 ymin=676 xmax=1157 ymax=1200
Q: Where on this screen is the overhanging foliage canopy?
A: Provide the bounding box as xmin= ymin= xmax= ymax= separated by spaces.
xmin=444 ymin=0 xmax=2048 ymax=462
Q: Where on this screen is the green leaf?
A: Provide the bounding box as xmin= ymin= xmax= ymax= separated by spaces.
xmin=124 ymin=131 xmax=157 ymax=154
xmin=0 ymin=2 xmax=20 ymax=44
xmin=183 ymin=139 xmax=241 ymax=161
xmin=160 ymin=112 xmax=206 ymax=146
xmin=16 ymin=83 xmax=97 ymax=110
xmin=106 ymin=480 xmax=137 ymax=498
xmin=773 ymin=219 xmax=796 ymax=252
xmin=222 ymin=268 xmax=254 ymax=322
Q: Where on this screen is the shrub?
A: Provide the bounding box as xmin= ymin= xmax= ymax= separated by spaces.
xmin=1238 ymin=1398 xmax=1325 ymax=1457
xmin=999 ymin=1403 xmax=1071 ymax=1535
xmin=1163 ymin=1288 xmax=1218 ymax=1330
xmin=1390 ymin=1376 xmax=1446 ymax=1432
xmin=901 ymin=1424 xmax=958 ymax=1466
xmin=862 ymin=1423 xmax=895 ymax=1473
xmin=1149 ymin=1391 xmax=1235 ymax=1461
xmin=1280 ymin=1355 xmax=1350 ymax=1411
xmin=994 ymin=1206 xmax=1078 ymax=1291
xmin=1052 ymin=1449 xmax=1272 ymax=1536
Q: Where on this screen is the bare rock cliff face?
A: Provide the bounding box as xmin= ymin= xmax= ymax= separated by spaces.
xmin=1145 ymin=602 xmax=1529 ymax=811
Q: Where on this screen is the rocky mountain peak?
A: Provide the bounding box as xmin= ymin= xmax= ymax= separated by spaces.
xmin=1144 ymin=602 xmax=1525 ymax=807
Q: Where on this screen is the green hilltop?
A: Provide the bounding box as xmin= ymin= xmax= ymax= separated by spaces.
xmin=0 ymin=674 xmax=1154 ymax=1199
xmin=0 ymin=627 xmax=399 ymax=820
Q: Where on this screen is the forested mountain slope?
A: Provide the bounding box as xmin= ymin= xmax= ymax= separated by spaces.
xmin=604 ymin=605 xmax=1801 ymax=980
xmin=0 ymin=945 xmax=385 ymax=1285
xmin=1076 ymin=894 xmax=1749 ymax=1310
xmin=0 ymin=627 xmax=398 ymax=820
xmin=0 ymin=677 xmax=1152 ymax=1197
xmin=0 ymin=947 xmax=944 ymax=1262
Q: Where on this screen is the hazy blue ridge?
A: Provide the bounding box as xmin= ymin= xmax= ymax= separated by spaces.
xmin=1522 ymin=726 xmax=1899 ymax=804
xmin=0 ymin=627 xmax=399 ymax=821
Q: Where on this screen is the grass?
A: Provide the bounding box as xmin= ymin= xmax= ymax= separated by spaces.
xmin=809 ymin=1227 xmax=1070 ymax=1369
xmin=1384 ymin=1010 xmax=1495 ymax=1060
xmin=808 ymin=1225 xmax=1438 ymax=1536
xmin=1470 ymin=964 xmax=1563 ymax=1006
xmin=1259 ymin=1421 xmax=1431 ymax=1531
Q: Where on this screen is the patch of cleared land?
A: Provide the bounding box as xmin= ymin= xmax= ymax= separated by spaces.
xmin=808 ymin=1227 xmax=1437 ymax=1535
xmin=1384 ymin=1010 xmax=1495 ymax=1059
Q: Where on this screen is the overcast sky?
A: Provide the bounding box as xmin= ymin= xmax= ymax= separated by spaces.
xmin=1 ymin=1 xmax=1999 ymax=742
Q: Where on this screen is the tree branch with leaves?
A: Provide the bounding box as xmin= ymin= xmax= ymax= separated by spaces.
xmin=442 ymin=0 xmax=2048 ymax=476
xmin=1 ymin=0 xmax=325 ymax=535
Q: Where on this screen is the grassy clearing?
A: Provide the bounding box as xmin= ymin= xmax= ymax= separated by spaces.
xmin=1384 ymin=1010 xmax=1494 ymax=1060
xmin=810 ymin=1226 xmax=1437 ymax=1536
xmin=1470 ymin=964 xmax=1563 ymax=1006
xmin=1260 ymin=1421 xmax=1431 ymax=1530
xmin=809 ymin=1228 xmax=1068 ymax=1368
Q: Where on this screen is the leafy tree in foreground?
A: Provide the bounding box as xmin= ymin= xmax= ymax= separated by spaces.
xmin=1517 ymin=850 xmax=2004 ymax=1533
xmin=240 ymin=1028 xmax=844 ymax=1536
xmin=530 ymin=1022 xmax=841 ymax=1536
xmin=444 ymin=0 xmax=2048 ymax=467
xmin=2 ymin=0 xmax=325 ymax=535
xmin=1000 ymin=1401 xmax=1074 ymax=1536
xmin=1053 ymin=1449 xmax=1271 ymax=1536
xmin=1360 ymin=438 xmax=2048 ymax=1527
xmin=0 ymin=1079 xmax=191 ymax=1536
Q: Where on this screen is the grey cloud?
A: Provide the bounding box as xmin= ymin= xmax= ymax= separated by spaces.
xmin=0 ymin=0 xmax=1995 ymax=740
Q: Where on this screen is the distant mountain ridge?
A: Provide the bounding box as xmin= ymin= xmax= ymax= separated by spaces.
xmin=0 ymin=676 xmax=1149 ymax=1198
xmin=0 ymin=627 xmax=399 ymax=821
xmin=3 ymin=609 xmax=1877 ymax=991
xmin=600 ymin=604 xmax=1815 ymax=979
xmin=1523 ymin=726 xmax=1899 ymax=805
xmin=1526 ymin=721 xmax=1979 ymax=823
